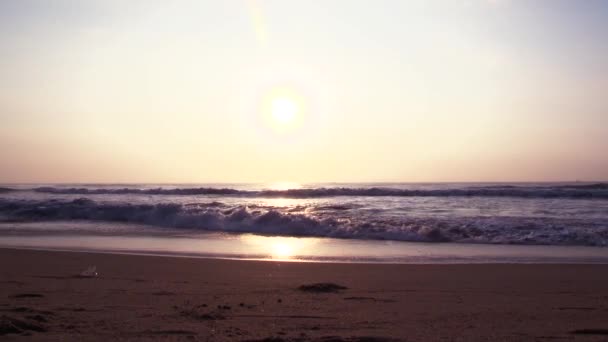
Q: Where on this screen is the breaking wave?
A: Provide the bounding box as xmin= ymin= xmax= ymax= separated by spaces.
xmin=4 ymin=183 xmax=606 ymax=199
xmin=1 ymin=198 xmax=607 ymax=246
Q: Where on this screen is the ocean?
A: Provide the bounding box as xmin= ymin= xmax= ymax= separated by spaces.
xmin=1 ymin=182 xmax=608 ymax=263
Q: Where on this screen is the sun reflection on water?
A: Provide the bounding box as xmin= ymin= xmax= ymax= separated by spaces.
xmin=265 ymin=181 xmax=302 ymax=191
xmin=240 ymin=234 xmax=319 ymax=260
xmin=257 ymin=182 xmax=305 ymax=208
xmin=271 ymin=242 xmax=293 ymax=258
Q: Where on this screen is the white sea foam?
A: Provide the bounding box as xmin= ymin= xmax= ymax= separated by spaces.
xmin=1 ymin=197 xmax=607 ymax=246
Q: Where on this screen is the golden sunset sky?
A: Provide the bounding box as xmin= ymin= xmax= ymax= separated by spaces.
xmin=1 ymin=0 xmax=607 ymax=183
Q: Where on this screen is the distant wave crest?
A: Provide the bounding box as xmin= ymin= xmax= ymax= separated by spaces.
xmin=1 ymin=198 xmax=607 ymax=246
xmin=20 ymin=183 xmax=608 ymax=199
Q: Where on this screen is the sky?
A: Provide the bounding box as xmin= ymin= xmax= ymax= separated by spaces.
xmin=1 ymin=0 xmax=607 ymax=183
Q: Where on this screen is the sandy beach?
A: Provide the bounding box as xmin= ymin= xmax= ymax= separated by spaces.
xmin=0 ymin=248 xmax=607 ymax=341
xmin=2 ymin=0 xmax=608 ymax=340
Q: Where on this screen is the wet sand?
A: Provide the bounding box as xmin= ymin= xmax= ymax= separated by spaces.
xmin=1 ymin=248 xmax=608 ymax=341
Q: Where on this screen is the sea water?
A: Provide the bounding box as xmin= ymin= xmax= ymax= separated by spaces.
xmin=1 ymin=182 xmax=608 ymax=263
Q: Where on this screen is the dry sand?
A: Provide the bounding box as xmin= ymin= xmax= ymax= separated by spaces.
xmin=1 ymin=248 xmax=608 ymax=341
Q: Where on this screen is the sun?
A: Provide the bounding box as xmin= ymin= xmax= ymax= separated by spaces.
xmin=271 ymin=97 xmax=298 ymax=123
xmin=260 ymin=87 xmax=305 ymax=134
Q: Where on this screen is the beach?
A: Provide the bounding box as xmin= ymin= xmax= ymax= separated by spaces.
xmin=2 ymin=248 xmax=608 ymax=341
xmin=2 ymin=0 xmax=608 ymax=340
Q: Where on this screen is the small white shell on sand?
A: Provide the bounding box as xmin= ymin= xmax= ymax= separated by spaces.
xmin=79 ymin=265 xmax=98 ymax=278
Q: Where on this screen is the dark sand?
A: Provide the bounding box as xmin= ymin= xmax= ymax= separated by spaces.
xmin=1 ymin=248 xmax=608 ymax=341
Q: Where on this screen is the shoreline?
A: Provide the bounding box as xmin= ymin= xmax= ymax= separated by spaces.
xmin=4 ymin=245 xmax=608 ymax=265
xmin=2 ymin=229 xmax=608 ymax=264
xmin=2 ymin=248 xmax=608 ymax=341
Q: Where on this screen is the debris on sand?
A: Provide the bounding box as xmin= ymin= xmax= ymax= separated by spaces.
xmin=78 ymin=266 xmax=98 ymax=278
xmin=242 ymin=336 xmax=401 ymax=342
xmin=177 ymin=305 xmax=226 ymax=321
xmin=0 ymin=315 xmax=47 ymax=335
xmin=298 ymin=283 xmax=348 ymax=293
xmin=570 ymin=329 xmax=608 ymax=335
xmin=343 ymin=297 xmax=396 ymax=303
xmin=11 ymin=293 xmax=44 ymax=299
xmin=146 ymin=329 xmax=197 ymax=335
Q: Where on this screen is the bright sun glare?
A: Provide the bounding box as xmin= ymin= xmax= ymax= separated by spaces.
xmin=271 ymin=97 xmax=298 ymax=123
xmin=260 ymin=87 xmax=305 ymax=134
xmin=240 ymin=235 xmax=321 ymax=261
xmin=271 ymin=242 xmax=293 ymax=258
